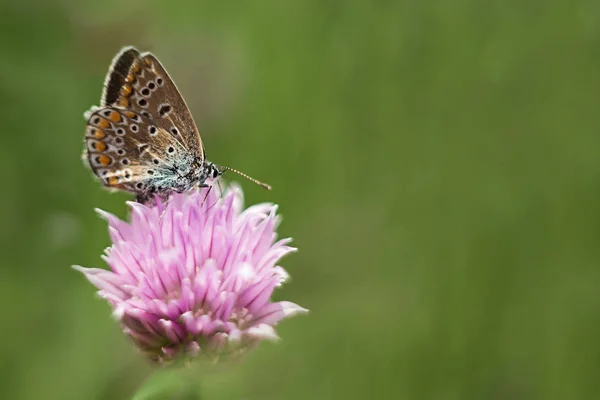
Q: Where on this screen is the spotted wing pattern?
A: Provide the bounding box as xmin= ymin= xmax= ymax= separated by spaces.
xmin=101 ymin=47 xmax=141 ymax=107
xmin=83 ymin=107 xmax=192 ymax=195
xmin=101 ymin=47 xmax=205 ymax=161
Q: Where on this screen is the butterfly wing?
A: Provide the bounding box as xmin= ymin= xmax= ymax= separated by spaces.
xmin=83 ymin=106 xmax=193 ymax=196
xmin=101 ymin=46 xmax=141 ymax=107
xmin=99 ymin=47 xmax=205 ymax=163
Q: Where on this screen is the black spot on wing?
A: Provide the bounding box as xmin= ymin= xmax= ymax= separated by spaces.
xmin=159 ymin=104 xmax=172 ymax=117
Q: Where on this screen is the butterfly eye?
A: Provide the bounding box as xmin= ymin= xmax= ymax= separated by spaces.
xmin=141 ymin=87 xmax=150 ymax=96
xmin=148 ymin=126 xmax=157 ymax=135
xmin=117 ymin=149 xmax=125 ymax=155
xmin=153 ymin=159 xmax=160 ymax=165
xmin=148 ymin=82 xmax=156 ymax=90
xmin=116 ymin=128 xmax=125 ymax=136
xmin=130 ymin=124 xmax=139 ymax=132
xmin=147 ymin=170 xmax=155 ymax=175
xmin=138 ymin=98 xmax=148 ymax=107
xmin=156 ymin=78 xmax=164 ymax=86
xmin=167 ymin=146 xmax=175 ymax=154
xmin=170 ymin=127 xmax=179 ymax=136
xmin=115 ymin=137 xmax=124 ymax=145
xmin=121 ymin=159 xmax=130 ymax=166
xmin=136 ymin=182 xmax=145 ymax=190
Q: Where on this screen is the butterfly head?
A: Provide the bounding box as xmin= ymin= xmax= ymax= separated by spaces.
xmin=204 ymin=162 xmax=223 ymax=180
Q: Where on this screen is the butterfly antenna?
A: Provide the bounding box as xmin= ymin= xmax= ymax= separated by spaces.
xmin=219 ymin=166 xmax=272 ymax=190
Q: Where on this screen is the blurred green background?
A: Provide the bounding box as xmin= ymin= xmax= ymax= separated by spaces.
xmin=2 ymin=0 xmax=600 ymax=399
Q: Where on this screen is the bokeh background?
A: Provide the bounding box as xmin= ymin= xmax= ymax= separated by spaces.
xmin=2 ymin=0 xmax=600 ymax=399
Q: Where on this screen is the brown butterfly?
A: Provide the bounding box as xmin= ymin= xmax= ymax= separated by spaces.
xmin=83 ymin=46 xmax=270 ymax=203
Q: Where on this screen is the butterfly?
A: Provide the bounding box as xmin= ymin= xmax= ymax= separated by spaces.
xmin=83 ymin=46 xmax=270 ymax=204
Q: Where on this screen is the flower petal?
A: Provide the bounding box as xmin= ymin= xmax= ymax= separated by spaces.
xmin=250 ymin=301 xmax=309 ymax=326
xmin=245 ymin=324 xmax=280 ymax=341
xmin=72 ymin=265 xmax=127 ymax=299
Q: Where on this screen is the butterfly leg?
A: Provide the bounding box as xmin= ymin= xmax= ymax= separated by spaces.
xmin=200 ymin=184 xmax=212 ymax=207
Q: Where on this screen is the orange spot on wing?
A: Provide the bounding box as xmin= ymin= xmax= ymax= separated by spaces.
xmin=88 ymin=128 xmax=105 ymax=139
xmin=119 ymin=98 xmax=130 ymax=107
xmin=121 ymin=84 xmax=132 ymax=97
xmin=98 ymin=119 xmax=110 ymax=129
xmin=125 ymin=74 xmax=134 ymax=84
xmin=94 ymin=141 xmax=107 ymax=152
xmin=108 ymin=111 xmax=122 ymax=123
xmin=97 ymin=154 xmax=111 ymax=166
xmin=108 ymin=176 xmax=119 ymax=185
xmin=125 ymin=111 xmax=137 ymax=119
xmin=132 ymin=62 xmax=141 ymax=74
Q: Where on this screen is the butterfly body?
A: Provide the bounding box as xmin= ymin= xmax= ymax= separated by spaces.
xmin=83 ymin=46 xmax=266 ymax=204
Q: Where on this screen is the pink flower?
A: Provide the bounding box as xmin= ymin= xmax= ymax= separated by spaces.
xmin=74 ymin=186 xmax=307 ymax=363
